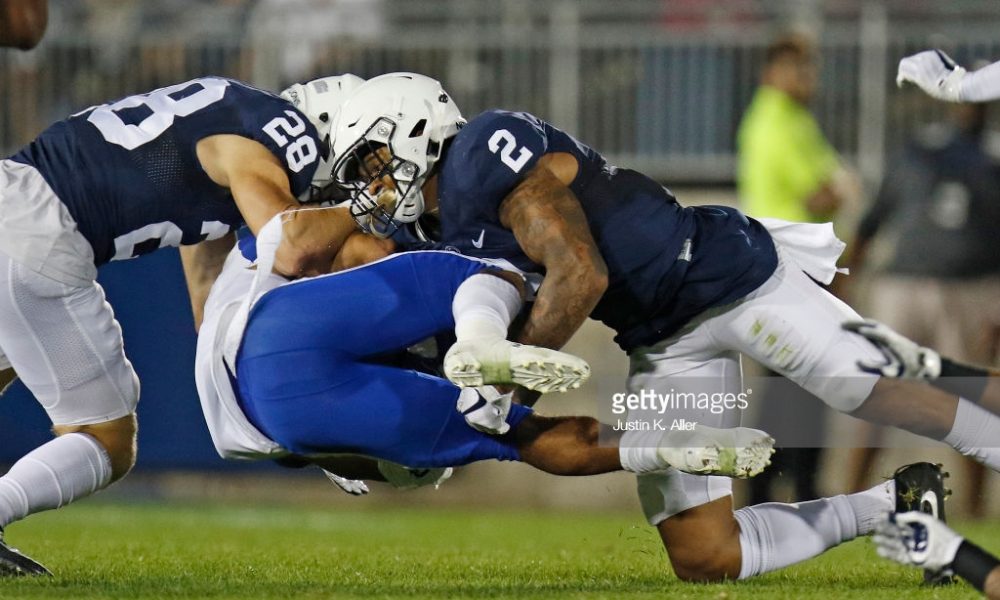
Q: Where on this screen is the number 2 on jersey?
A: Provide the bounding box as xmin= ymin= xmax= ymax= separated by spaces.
xmin=488 ymin=129 xmax=534 ymax=173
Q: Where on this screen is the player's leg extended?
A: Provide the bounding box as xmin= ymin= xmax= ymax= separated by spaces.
xmin=626 ymin=343 xmax=751 ymax=580
xmin=237 ymin=349 xmax=534 ymax=467
xmin=628 ymin=341 xmax=890 ymax=582
xmin=238 ymin=350 xmax=633 ymax=475
xmin=247 ymin=251 xmax=503 ymax=360
xmin=643 ymin=477 xmax=895 ymax=582
xmin=248 ymin=250 xmax=589 ymax=391
xmin=711 ymin=254 xmax=1000 ymax=471
xmin=0 ymin=255 xmax=139 ymax=575
xmin=444 ymin=270 xmax=591 ymax=393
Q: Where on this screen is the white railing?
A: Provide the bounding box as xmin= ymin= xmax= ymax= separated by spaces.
xmin=4 ymin=0 xmax=1000 ymax=187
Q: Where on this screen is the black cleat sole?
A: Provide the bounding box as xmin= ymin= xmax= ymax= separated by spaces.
xmin=892 ymin=462 xmax=953 ymax=586
xmin=0 ymin=530 xmax=51 ymax=577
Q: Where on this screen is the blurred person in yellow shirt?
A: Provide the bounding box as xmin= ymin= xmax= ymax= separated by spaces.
xmin=738 ymin=32 xmax=848 ymax=224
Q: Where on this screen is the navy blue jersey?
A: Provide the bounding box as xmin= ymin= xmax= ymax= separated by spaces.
xmin=436 ymin=110 xmax=777 ymax=351
xmin=10 ymin=77 xmax=321 ymax=266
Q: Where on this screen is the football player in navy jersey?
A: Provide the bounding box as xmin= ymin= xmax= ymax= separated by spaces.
xmin=0 ymin=74 xmax=381 ymax=575
xmin=328 ymin=72 xmax=1000 ymax=583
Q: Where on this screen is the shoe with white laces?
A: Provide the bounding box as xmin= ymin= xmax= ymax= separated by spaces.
xmin=444 ymin=338 xmax=591 ymax=394
xmin=657 ymin=425 xmax=775 ymax=478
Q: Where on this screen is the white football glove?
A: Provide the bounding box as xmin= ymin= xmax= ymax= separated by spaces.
xmin=842 ymin=320 xmax=941 ymax=380
xmin=322 ymin=469 xmax=370 ymax=496
xmin=456 ymin=386 xmax=512 ymax=435
xmin=376 ymin=461 xmax=453 ymax=490
xmin=896 ymin=49 xmax=967 ymax=102
xmin=874 ymin=511 xmax=964 ymax=573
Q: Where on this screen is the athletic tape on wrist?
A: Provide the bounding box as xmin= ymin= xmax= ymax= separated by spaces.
xmin=935 ymin=358 xmax=990 ymax=403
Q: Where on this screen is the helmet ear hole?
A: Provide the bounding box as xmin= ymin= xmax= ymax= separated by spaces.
xmin=408 ymin=119 xmax=427 ymax=139
xmin=320 ymin=135 xmax=331 ymax=161
xmin=318 ymin=112 xmax=329 ymax=123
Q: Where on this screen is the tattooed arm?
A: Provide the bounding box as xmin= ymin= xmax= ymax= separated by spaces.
xmin=498 ymin=152 xmax=608 ymax=351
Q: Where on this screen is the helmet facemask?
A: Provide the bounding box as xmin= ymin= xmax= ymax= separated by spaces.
xmin=333 ymin=117 xmax=426 ymax=238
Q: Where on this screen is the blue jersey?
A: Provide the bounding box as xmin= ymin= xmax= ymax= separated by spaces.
xmin=436 ymin=110 xmax=778 ymax=351
xmin=10 ymin=77 xmax=322 ymax=266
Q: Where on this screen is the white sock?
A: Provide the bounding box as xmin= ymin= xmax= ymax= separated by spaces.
xmin=452 ymin=273 xmax=522 ymax=341
xmin=847 ymin=479 xmax=895 ymax=535
xmin=944 ymin=398 xmax=1000 ymax=471
xmin=734 ymin=482 xmax=891 ymax=579
xmin=0 ymin=433 xmax=112 ymax=528
xmin=618 ymin=430 xmax=669 ymax=473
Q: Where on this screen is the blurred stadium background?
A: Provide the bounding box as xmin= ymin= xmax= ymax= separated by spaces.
xmin=2 ymin=0 xmax=1000 ymax=528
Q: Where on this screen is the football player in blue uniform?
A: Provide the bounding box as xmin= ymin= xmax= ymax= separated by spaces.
xmin=196 ymin=218 xmax=773 ymax=497
xmin=0 ymin=74 xmax=378 ymax=575
xmin=327 ymin=72 xmax=998 ymax=583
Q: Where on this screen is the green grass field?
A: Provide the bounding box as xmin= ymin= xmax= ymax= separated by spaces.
xmin=0 ymin=500 xmax=992 ymax=599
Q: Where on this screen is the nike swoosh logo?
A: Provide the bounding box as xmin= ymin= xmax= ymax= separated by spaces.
xmin=471 ymin=229 xmax=485 ymax=248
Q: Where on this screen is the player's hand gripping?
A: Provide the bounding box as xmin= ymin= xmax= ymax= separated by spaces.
xmin=842 ymin=319 xmax=941 ymax=379
xmin=897 ymin=49 xmax=967 ymax=102
xmin=874 ymin=511 xmax=963 ymax=573
xmin=456 ymin=386 xmax=512 ymax=435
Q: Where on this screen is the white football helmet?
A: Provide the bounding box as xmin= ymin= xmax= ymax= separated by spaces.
xmin=330 ymin=72 xmax=465 ymax=236
xmin=279 ymin=74 xmax=366 ymax=201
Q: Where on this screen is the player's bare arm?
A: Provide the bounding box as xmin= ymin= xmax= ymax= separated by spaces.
xmin=499 ymin=153 xmax=608 ymax=351
xmin=196 ymin=134 xmax=357 ymax=278
xmin=988 ymin=568 xmax=1000 ymax=600
xmin=330 ymin=232 xmax=395 ymax=271
xmin=0 ymin=0 xmax=47 ymax=50
xmin=178 ymin=232 xmax=236 ymax=332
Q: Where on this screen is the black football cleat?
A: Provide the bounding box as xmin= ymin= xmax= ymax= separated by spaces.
xmin=0 ymin=527 xmax=51 ymax=577
xmin=892 ymin=462 xmax=953 ymax=586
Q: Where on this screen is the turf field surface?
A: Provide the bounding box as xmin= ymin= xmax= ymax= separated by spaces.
xmin=0 ymin=501 xmax=992 ymax=599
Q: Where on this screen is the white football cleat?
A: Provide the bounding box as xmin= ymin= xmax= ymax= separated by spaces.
xmin=657 ymin=425 xmax=774 ymax=479
xmin=444 ymin=338 xmax=591 ymax=394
